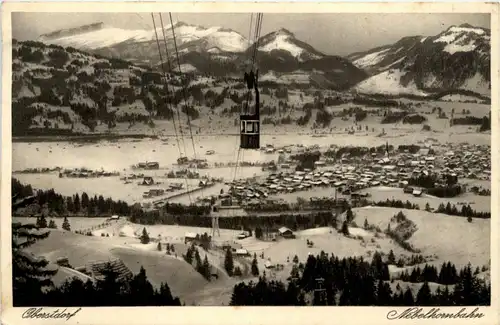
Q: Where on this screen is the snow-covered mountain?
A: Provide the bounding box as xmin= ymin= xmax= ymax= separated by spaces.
xmin=350 ymin=24 xmax=491 ymax=97
xmin=235 ymin=28 xmax=366 ymax=89
xmin=39 ymin=21 xmax=249 ymax=54
xmin=255 ymin=28 xmax=325 ymax=62
xmin=36 ymin=22 xmax=367 ymax=89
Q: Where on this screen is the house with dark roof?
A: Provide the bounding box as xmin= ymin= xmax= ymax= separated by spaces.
xmin=84 ymin=259 xmax=133 ymax=282
xmin=278 ymin=227 xmax=295 ymax=239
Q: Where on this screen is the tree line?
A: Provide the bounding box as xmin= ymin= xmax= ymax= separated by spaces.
xmin=230 ymin=251 xmax=490 ymax=306
xmin=435 ymin=202 xmax=490 ymax=219
xmin=132 ymin=208 xmax=336 ymax=233
xmin=370 ymin=198 xmax=490 ymax=219
xmin=408 ymin=174 xmax=463 ymax=198
xmin=12 ymin=178 xmax=132 ymax=217
xmin=397 ymin=262 xmax=487 ymax=286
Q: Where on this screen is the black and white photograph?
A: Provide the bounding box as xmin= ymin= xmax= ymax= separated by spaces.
xmin=1 ymin=2 xmax=497 ymax=316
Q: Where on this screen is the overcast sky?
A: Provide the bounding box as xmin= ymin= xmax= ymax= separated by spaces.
xmin=12 ymin=13 xmax=490 ymax=56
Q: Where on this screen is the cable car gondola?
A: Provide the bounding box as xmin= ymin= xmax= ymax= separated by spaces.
xmin=240 ymin=69 xmax=260 ymax=149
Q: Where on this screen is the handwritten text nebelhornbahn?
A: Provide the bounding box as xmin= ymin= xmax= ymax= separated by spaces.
xmin=387 ymin=307 xmax=484 ymax=320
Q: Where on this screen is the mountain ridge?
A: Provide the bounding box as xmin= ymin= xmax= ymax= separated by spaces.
xmin=33 ymin=22 xmax=492 ymax=97
xmin=350 ymin=24 xmax=491 ymax=97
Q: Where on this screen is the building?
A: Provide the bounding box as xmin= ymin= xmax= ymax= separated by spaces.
xmin=146 ymin=162 xmax=160 ymax=170
xmin=237 ymin=233 xmax=248 ymax=240
xmin=142 ymin=177 xmax=155 ymax=186
xmin=278 ymin=227 xmax=295 ymax=239
xmin=56 ymin=257 xmax=70 ymax=267
xmin=264 ymin=260 xmax=274 ymax=269
xmin=235 ymin=249 xmax=249 ymax=257
xmin=403 ymin=186 xmax=414 ymax=194
xmin=185 ymin=232 xmax=197 ymax=244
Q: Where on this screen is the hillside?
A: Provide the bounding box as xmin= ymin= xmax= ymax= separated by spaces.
xmin=21 ymin=228 xmax=209 ymax=298
xmin=12 ymin=40 xmax=163 ymax=135
xmin=11 ymin=40 xmax=254 ymax=136
xmin=350 ymin=207 xmax=490 ymax=269
xmin=350 ymin=24 xmax=491 ymax=97
xmin=11 ymin=39 xmax=368 ymax=136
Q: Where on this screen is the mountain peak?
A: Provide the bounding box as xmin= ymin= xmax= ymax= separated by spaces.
xmin=275 ymin=28 xmax=295 ymax=37
xmin=255 ymin=28 xmax=324 ymax=62
xmin=442 ymin=24 xmax=488 ymax=36
xmin=39 ymin=22 xmax=106 ymax=40
xmin=459 ymin=23 xmax=475 ymax=29
xmin=171 ymin=21 xmax=189 ymax=29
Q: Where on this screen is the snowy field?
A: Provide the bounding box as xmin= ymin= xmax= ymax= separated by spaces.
xmin=13 ymin=216 xmax=112 ymax=232
xmin=359 ymin=186 xmax=491 ymax=213
xmin=351 ymin=206 xmax=490 ymax=269
xmin=13 ymin=173 xmax=234 ymax=204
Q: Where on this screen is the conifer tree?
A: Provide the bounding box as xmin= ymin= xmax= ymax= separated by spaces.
xmin=12 ymin=222 xmax=58 ymax=306
xmin=48 ymin=220 xmax=57 ymax=229
xmin=387 ymin=250 xmax=396 ymax=264
xmin=37 ymin=215 xmax=48 ymax=228
xmin=346 ymin=207 xmax=353 ymax=223
xmin=377 ymin=280 xmax=393 ymax=306
xmin=402 ymin=287 xmax=415 ymax=305
xmin=129 ymin=266 xmax=155 ymax=306
xmin=224 ymin=248 xmax=234 ymax=276
xmin=202 ymin=255 xmax=211 ymax=280
xmin=416 ymin=281 xmax=433 ymax=306
xmin=74 ymin=193 xmax=81 ymax=212
xmin=251 ymin=254 xmax=260 ymax=276
xmin=364 ymin=218 xmax=369 ymax=229
xmin=62 ymin=217 xmax=71 ymax=231
xmin=341 ymin=220 xmax=349 ymax=236
xmin=425 ymin=202 xmax=431 ymax=212
xmin=453 ymin=263 xmax=482 ymax=305
xmin=194 ymin=248 xmax=202 ymax=271
xmin=184 ymin=245 xmax=194 ymax=265
xmin=234 ymin=266 xmax=243 ymax=276
xmin=140 ymin=227 xmax=150 ymax=244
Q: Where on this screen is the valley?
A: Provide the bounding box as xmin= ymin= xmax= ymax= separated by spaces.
xmin=10 ymin=14 xmax=492 ymax=308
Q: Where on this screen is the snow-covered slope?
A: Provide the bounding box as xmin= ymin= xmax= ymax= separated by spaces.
xmin=348 ymin=36 xmax=423 ymax=74
xmin=355 ymin=69 xmax=428 ymax=97
xmin=433 ymin=25 xmax=489 ymax=55
xmin=350 ymin=24 xmax=491 ymax=97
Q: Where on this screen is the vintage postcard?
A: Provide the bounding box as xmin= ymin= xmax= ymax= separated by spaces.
xmin=1 ymin=2 xmax=498 ymax=325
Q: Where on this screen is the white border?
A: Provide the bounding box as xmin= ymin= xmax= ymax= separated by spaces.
xmin=1 ymin=3 xmax=499 ymax=325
